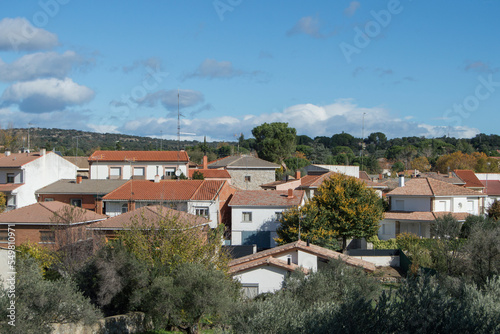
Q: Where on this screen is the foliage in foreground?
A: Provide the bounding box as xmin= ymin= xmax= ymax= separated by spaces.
xmin=230 ymin=260 xmax=500 ymax=334
xmin=0 ymin=257 xmax=101 ymax=334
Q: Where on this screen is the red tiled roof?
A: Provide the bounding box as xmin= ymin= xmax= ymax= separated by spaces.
xmin=299 ymin=172 xmax=337 ymax=188
xmin=102 ymin=180 xmax=225 ymax=201
xmin=388 ymin=178 xmax=485 ymax=197
xmin=188 ymin=169 xmax=231 ymax=179
xmin=0 ymin=183 xmax=23 ymax=192
xmin=90 ymin=205 xmax=208 ymax=230
xmin=0 ymin=152 xmax=46 ymax=167
xmin=229 ymin=256 xmax=309 ymax=275
xmin=89 ymin=150 xmax=189 ymax=162
xmin=481 ymin=180 xmax=500 ymax=196
xmin=228 ymin=240 xmax=375 ymax=273
xmin=454 ymin=170 xmax=484 ymax=188
xmin=0 ymin=201 xmax=107 ymax=225
xmin=229 ymin=190 xmax=304 ymax=207
xmin=384 ymin=211 xmax=470 ymax=222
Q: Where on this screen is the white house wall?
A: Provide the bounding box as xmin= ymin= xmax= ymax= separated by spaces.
xmin=16 ymin=153 xmax=77 ymax=209
xmin=378 ymin=220 xmax=396 ymax=240
xmin=90 ymin=162 xmax=188 ymax=180
xmin=391 ymin=196 xmax=430 ymax=211
xmin=231 ymin=206 xmax=287 ymax=247
xmin=233 ymin=266 xmax=288 ymax=295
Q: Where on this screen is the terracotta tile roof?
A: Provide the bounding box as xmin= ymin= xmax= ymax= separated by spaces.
xmin=0 ymin=151 xmax=47 ymax=168
xmin=359 ymin=171 xmax=371 ymax=180
xmin=89 ymin=150 xmax=189 ymax=162
xmin=299 ymin=171 xmax=337 ymax=188
xmin=454 ymin=170 xmax=484 ymax=188
xmin=0 ymin=201 xmax=107 ymax=225
xmin=388 ymin=178 xmax=485 ymax=197
xmin=208 ymin=155 xmax=279 ymax=169
xmin=228 ymin=240 xmax=376 ymax=273
xmin=481 ymin=180 xmax=500 ymax=196
xmin=384 ymin=211 xmax=470 ymax=222
xmin=0 ymin=183 xmax=23 ymax=192
xmin=420 ymin=172 xmax=465 ymax=185
xmin=229 ymin=256 xmax=309 ymax=275
xmin=188 ymin=169 xmax=231 ymax=179
xmin=102 ymin=180 xmax=225 ymax=201
xmin=89 ymin=205 xmax=208 ymax=230
xmin=229 ymin=190 xmax=304 ymax=207
xmin=36 ymin=179 xmax=127 ymax=195
xmin=63 ymin=156 xmax=90 ymax=169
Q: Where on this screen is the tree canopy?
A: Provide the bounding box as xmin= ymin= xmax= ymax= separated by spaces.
xmin=252 ymin=122 xmax=296 ymax=163
xmin=276 ymin=173 xmax=384 ymax=250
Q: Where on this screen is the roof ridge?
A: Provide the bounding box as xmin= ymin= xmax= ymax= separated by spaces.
xmin=190 ymin=180 xmax=205 ymax=200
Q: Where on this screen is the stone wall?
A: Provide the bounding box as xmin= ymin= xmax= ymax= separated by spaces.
xmin=229 ymin=169 xmax=276 ymax=190
xmin=51 ymin=312 xmax=150 ymax=334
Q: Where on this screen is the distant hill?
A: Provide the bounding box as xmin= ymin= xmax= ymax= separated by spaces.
xmin=8 ymin=128 xmax=219 ymax=156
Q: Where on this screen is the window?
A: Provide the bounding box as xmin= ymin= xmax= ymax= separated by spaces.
xmin=275 ymin=212 xmax=283 ymax=221
xmin=44 ymin=198 xmax=54 ymax=202
xmin=242 ymin=212 xmax=252 ymax=222
xmin=244 ymin=175 xmax=251 ymax=182
xmin=6 ymin=173 xmax=14 ymax=183
xmin=0 ymin=230 xmax=7 ymax=243
xmin=133 ymin=167 xmax=145 ymax=179
xmin=165 ymin=167 xmax=176 ymax=178
xmin=121 ymin=203 xmax=128 ymax=214
xmin=70 ymin=199 xmax=82 ymax=207
xmin=241 ymin=284 xmax=259 ymax=299
xmin=40 ymin=230 xmax=55 ymax=243
xmin=195 ymin=207 xmax=209 ymax=218
xmin=109 ymin=167 xmax=122 ymax=179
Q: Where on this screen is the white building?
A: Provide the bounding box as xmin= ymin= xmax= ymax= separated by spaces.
xmin=88 ymin=150 xmax=189 ymax=181
xmin=476 ymin=173 xmax=500 ymax=210
xmin=378 ymin=176 xmax=486 ymax=240
xmin=229 ymin=240 xmax=375 ymax=298
xmin=0 ymin=150 xmax=77 ymax=211
xmin=229 ymin=189 xmax=305 ymax=249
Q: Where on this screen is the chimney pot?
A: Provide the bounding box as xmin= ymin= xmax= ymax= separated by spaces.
xmin=287 ymin=188 xmax=294 ymax=198
xmin=295 ymin=170 xmax=301 ymax=180
xmin=40 ymin=148 xmax=46 ymax=156
xmin=5 ymin=151 xmax=10 ymax=156
xmin=154 ymin=175 xmax=160 ymax=183
xmin=398 ymin=174 xmax=405 ymax=187
xmin=76 ymin=176 xmax=83 ymax=184
xmin=203 ymin=155 xmax=208 ymax=169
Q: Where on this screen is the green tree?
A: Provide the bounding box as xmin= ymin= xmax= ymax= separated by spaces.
xmin=0 ymin=257 xmax=100 ymax=334
xmin=487 ymin=200 xmax=500 ymax=221
xmin=118 ymin=208 xmax=229 ymax=271
xmin=252 ymin=122 xmax=296 ymax=163
xmin=277 ymin=173 xmax=384 ymax=251
xmin=191 ymin=170 xmax=205 ymax=180
xmin=0 ymin=192 xmax=5 ymax=213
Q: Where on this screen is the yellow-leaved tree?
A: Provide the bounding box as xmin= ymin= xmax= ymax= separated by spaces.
xmin=118 ymin=207 xmax=229 ymax=272
xmin=276 ymin=173 xmax=384 ymax=251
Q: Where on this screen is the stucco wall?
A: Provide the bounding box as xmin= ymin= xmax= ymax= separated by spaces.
xmin=90 ymin=162 xmax=188 ymax=180
xmin=14 ymin=152 xmax=77 ymax=209
xmin=233 ymin=265 xmax=288 ymax=294
xmin=231 ymin=206 xmax=287 ymax=247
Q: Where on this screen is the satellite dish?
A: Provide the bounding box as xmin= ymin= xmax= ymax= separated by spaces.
xmin=175 ymin=169 xmax=181 ymax=177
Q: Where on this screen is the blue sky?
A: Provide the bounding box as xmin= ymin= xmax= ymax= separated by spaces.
xmin=0 ymin=0 xmax=499 ymax=141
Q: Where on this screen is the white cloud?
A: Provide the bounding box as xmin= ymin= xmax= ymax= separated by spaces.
xmin=133 ymin=89 xmax=205 ymax=111
xmin=183 ymin=58 xmax=269 ymax=82
xmin=0 ymin=51 xmax=85 ymax=82
xmin=2 ymin=77 xmax=95 ymax=113
xmin=287 ymin=16 xmax=323 ymax=38
xmin=0 ymin=17 xmax=58 ymax=51
xmin=114 ymin=99 xmax=480 ymax=140
xmin=344 ymin=1 xmax=361 ymax=17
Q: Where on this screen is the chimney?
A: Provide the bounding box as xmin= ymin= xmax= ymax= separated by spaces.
xmin=287 ymin=257 xmax=291 ymax=265
xmin=154 ymin=174 xmax=160 ymax=183
xmin=95 ymin=199 xmax=103 ymax=215
xmin=76 ymin=176 xmax=83 ymax=184
xmin=40 ymin=148 xmax=46 ymax=156
xmin=203 ymin=155 xmax=208 ymax=169
xmin=287 ymin=188 xmax=294 ymax=198
xmin=5 ymin=151 xmax=10 ymax=156
xmin=128 ymin=200 xmax=135 ymax=212
xmin=379 ymin=173 xmax=383 ymax=180
xmin=295 ymin=170 xmax=301 ymax=180
xmin=398 ymin=174 xmax=405 ymax=187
